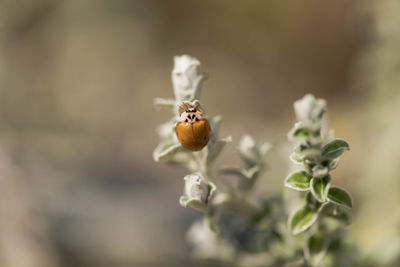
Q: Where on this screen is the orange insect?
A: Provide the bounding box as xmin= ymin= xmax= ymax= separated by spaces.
xmin=176 ymin=102 xmax=211 ymax=151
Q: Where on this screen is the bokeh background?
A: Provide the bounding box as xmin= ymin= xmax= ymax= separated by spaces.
xmin=0 ymin=0 xmax=399 ymax=266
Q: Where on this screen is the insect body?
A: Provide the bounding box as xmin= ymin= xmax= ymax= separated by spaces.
xmin=176 ymin=102 xmax=211 ymax=151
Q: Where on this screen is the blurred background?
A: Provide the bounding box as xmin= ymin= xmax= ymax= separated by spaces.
xmin=0 ymin=0 xmax=399 ymax=266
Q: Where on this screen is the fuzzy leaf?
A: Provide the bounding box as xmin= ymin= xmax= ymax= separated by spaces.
xmin=290 ymin=152 xmax=303 ymax=164
xmin=180 ymin=172 xmax=216 ymax=212
xmin=289 ymin=207 xmax=318 ymax=235
xmin=298 ymin=147 xmax=321 ymax=162
xmin=327 ymin=187 xmax=352 ymax=208
xmin=294 ymin=127 xmax=310 ymax=138
xmin=172 ymin=55 xmax=207 ymax=102
xmin=236 ymin=135 xmax=272 ymax=167
xmin=285 ymin=171 xmax=311 ymax=191
xmin=329 ymin=158 xmax=339 ymax=170
xmin=288 ymin=122 xmax=310 ymax=140
xmin=310 ymin=175 xmax=331 ymax=202
xmin=321 ymin=139 xmax=349 ymax=159
xmin=294 ymin=94 xmax=326 ymax=123
xmin=312 ymin=165 xmax=329 ymax=178
xmin=153 ymin=142 xmax=183 ymax=162
xmin=237 ymin=135 xmax=258 ymax=165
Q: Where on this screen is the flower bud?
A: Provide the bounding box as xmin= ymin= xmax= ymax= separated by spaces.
xmin=294 ymin=94 xmax=326 ymax=124
xmin=180 ymin=172 xmax=216 ymax=212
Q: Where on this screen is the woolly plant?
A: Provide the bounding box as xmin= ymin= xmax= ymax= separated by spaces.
xmin=154 ymin=55 xmax=357 ymax=267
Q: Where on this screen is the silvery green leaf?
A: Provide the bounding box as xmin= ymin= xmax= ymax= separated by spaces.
xmin=285 ymin=171 xmax=312 ymax=191
xmin=327 ymin=187 xmax=353 ymax=208
xmin=321 ymin=139 xmax=349 ymax=159
xmin=289 ymin=206 xmax=318 ymax=235
xmin=293 ymin=94 xmax=326 ymax=123
xmin=153 ymin=142 xmax=183 ymax=162
xmin=237 ymin=135 xmax=272 ymax=166
xmin=172 ymin=55 xmax=207 ymax=102
xmin=312 ymin=165 xmax=329 ymax=178
xmin=310 ymin=175 xmax=331 ymax=202
xmin=237 ymin=135 xmax=258 ymax=164
xmin=180 ymin=172 xmax=216 ymax=212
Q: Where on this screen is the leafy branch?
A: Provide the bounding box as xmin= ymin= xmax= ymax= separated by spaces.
xmin=153 ymin=56 xmax=358 ymax=267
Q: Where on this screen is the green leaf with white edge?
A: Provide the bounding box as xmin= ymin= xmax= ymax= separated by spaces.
xmin=329 ymin=158 xmax=339 ymax=170
xmin=288 ymin=122 xmax=312 ymax=140
xmin=290 ymin=152 xmax=303 ymax=164
xmin=289 ymin=206 xmax=318 ymax=235
xmin=321 ymin=139 xmax=349 ymax=159
xmin=153 ymin=142 xmax=183 ymax=162
xmin=310 ymin=175 xmax=331 ymax=202
xmin=327 ymin=187 xmax=352 ymax=208
xmin=294 ymin=128 xmax=310 ymax=138
xmin=285 ymin=171 xmax=312 ymax=191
